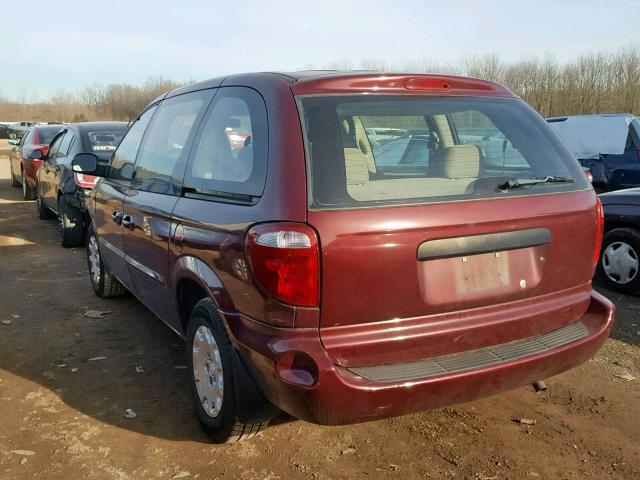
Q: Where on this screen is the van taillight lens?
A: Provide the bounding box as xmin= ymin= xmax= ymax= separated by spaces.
xmin=246 ymin=223 xmax=319 ymax=307
xmin=593 ymin=197 xmax=604 ymax=269
xmin=74 ymin=173 xmax=99 ymax=189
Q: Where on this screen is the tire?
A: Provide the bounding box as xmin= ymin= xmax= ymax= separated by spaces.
xmin=36 ymin=187 xmax=54 ymax=220
xmin=187 ymin=298 xmax=270 ymax=443
xmin=11 ymin=168 xmax=20 ymax=188
xmin=86 ymin=225 xmax=126 ymax=298
xmin=596 ymin=227 xmax=640 ymax=294
xmin=58 ymin=195 xmax=85 ymax=248
xmin=22 ymin=170 xmax=36 ymax=200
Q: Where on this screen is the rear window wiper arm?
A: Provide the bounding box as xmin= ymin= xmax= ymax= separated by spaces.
xmin=497 ymin=176 xmax=575 ymax=191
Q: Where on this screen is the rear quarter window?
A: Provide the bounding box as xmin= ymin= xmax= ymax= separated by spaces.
xmin=183 ymin=86 xmax=268 ymax=200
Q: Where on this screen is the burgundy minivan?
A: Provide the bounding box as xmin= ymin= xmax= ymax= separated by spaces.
xmin=73 ymin=72 xmax=614 ymax=443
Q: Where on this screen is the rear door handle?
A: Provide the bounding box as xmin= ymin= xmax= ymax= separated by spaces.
xmin=122 ymin=214 xmax=135 ymax=230
xmin=111 ymin=210 xmax=122 ymax=225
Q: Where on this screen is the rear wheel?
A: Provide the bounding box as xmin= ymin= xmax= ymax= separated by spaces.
xmin=596 ymin=228 xmax=640 ymax=294
xmin=58 ymin=195 xmax=84 ymax=248
xmin=22 ymin=170 xmax=36 ymax=200
xmin=86 ymin=225 xmax=126 ymax=298
xmin=187 ymin=298 xmax=271 ymax=443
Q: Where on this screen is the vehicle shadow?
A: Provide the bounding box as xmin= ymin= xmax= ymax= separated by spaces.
xmin=593 ymin=282 xmax=640 ymax=348
xmin=0 ymin=162 xmax=294 ymax=444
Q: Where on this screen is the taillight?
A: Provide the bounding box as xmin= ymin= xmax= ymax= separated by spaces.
xmin=74 ymin=173 xmax=99 ymax=189
xmin=593 ymin=197 xmax=604 ymax=269
xmin=245 ymin=223 xmax=319 ymax=307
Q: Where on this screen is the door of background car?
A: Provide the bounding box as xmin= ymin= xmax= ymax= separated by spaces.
xmin=39 ymin=131 xmax=67 ymax=209
xmin=93 ymin=106 xmax=157 ymax=293
xmin=9 ymin=129 xmax=28 ymax=179
xmin=122 ymin=90 xmax=212 ymax=328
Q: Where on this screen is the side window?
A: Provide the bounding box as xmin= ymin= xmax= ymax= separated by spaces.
xmin=451 ymin=110 xmax=530 ymax=168
xmin=131 ymin=91 xmax=210 ymax=195
xmin=47 ymin=134 xmax=64 ymax=160
xmin=58 ymin=132 xmax=74 ymax=158
xmin=110 ymin=106 xmax=157 ymax=182
xmin=185 ymin=87 xmax=268 ymax=198
xmin=360 ymin=115 xmax=431 ymax=169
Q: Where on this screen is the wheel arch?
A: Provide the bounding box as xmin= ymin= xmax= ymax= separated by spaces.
xmin=173 ymin=255 xmax=234 ymax=335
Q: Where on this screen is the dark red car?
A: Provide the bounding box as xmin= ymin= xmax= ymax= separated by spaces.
xmin=9 ymin=125 xmax=62 ymax=199
xmin=72 ymin=72 xmax=614 ymax=443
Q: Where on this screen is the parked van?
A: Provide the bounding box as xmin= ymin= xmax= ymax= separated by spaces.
xmin=73 ymin=72 xmax=614 ymax=442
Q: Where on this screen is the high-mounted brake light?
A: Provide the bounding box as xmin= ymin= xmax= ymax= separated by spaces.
xmin=74 ymin=173 xmax=99 ymax=189
xmin=593 ymin=197 xmax=604 ymax=269
xmin=246 ymin=223 xmax=319 ymax=307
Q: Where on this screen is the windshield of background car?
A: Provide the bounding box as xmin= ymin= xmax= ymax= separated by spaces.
xmin=298 ymin=95 xmax=588 ymax=208
xmin=84 ymin=129 xmax=126 ymax=160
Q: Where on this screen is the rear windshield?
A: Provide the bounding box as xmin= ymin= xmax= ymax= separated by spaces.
xmin=33 ymin=126 xmax=62 ymax=145
xmin=83 ymin=130 xmax=125 ymax=159
xmin=298 ymin=96 xmax=588 ymax=208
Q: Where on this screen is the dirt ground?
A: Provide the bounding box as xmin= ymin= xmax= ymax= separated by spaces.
xmin=0 ymin=144 xmax=638 ymax=480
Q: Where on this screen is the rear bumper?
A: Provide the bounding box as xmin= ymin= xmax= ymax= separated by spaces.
xmin=224 ymin=289 xmax=614 ymax=425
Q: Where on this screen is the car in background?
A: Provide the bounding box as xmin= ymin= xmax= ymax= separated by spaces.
xmin=596 ymin=188 xmax=640 ymax=293
xmin=547 ymin=114 xmax=640 ymax=192
xmin=36 ymin=121 xmax=127 ymax=247
xmin=73 ymin=71 xmax=613 ymax=443
xmin=0 ymin=123 xmax=15 ymax=139
xmin=9 ymin=124 xmax=63 ymax=199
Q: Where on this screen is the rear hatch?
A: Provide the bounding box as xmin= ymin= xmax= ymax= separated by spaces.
xmin=298 ymin=92 xmax=597 ymax=367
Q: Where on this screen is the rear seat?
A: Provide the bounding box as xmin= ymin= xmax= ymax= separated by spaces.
xmin=344 ymin=135 xmax=481 ymax=201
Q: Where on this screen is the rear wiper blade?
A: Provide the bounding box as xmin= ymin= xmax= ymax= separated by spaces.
xmin=496 ymin=176 xmax=575 ymax=191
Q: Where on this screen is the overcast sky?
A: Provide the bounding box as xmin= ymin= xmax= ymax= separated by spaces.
xmin=1 ymin=0 xmax=638 ymax=100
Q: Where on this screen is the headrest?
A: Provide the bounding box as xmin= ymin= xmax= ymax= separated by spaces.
xmin=430 ymin=144 xmax=480 ymax=179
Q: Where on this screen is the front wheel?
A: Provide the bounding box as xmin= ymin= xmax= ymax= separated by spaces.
xmin=86 ymin=225 xmax=126 ymax=298
xmin=596 ymin=227 xmax=640 ymax=294
xmin=187 ymin=299 xmax=271 ymax=443
xmin=36 ymin=187 xmax=54 ymax=220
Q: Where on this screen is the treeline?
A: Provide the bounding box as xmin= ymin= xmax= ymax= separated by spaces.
xmin=0 ymin=77 xmax=186 ymax=123
xmin=322 ymin=45 xmax=640 ymax=117
xmin=1 ymin=46 xmax=639 ymax=122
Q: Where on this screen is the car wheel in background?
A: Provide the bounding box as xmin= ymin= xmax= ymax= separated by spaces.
xmin=596 ymin=227 xmax=640 ymax=294
xmin=21 ymin=171 xmax=36 ymax=200
xmin=86 ymin=225 xmax=126 ymax=298
xmin=11 ymin=169 xmax=20 ymax=188
xmin=57 ymin=195 xmax=84 ymax=248
xmin=187 ymin=298 xmax=271 ymax=443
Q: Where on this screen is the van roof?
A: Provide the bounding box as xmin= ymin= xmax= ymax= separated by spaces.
xmin=158 ymin=71 xmax=516 ymax=105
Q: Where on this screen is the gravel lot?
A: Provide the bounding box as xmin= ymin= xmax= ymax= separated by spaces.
xmin=0 ymin=144 xmax=638 ymax=479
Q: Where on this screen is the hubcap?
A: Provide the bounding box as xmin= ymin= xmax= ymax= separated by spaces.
xmin=602 ymin=241 xmax=639 ymax=285
xmin=88 ymin=235 xmax=101 ymax=285
xmin=22 ymin=173 xmax=26 ymax=197
xmin=192 ymin=325 xmax=224 ymax=418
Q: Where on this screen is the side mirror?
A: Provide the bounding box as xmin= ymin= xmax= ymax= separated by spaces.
xmin=8 ymin=138 xmax=19 ymax=146
xmin=120 ymin=162 xmax=135 ymax=180
xmin=28 ymin=150 xmax=43 ymax=160
xmin=72 ymin=153 xmax=99 ymax=175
